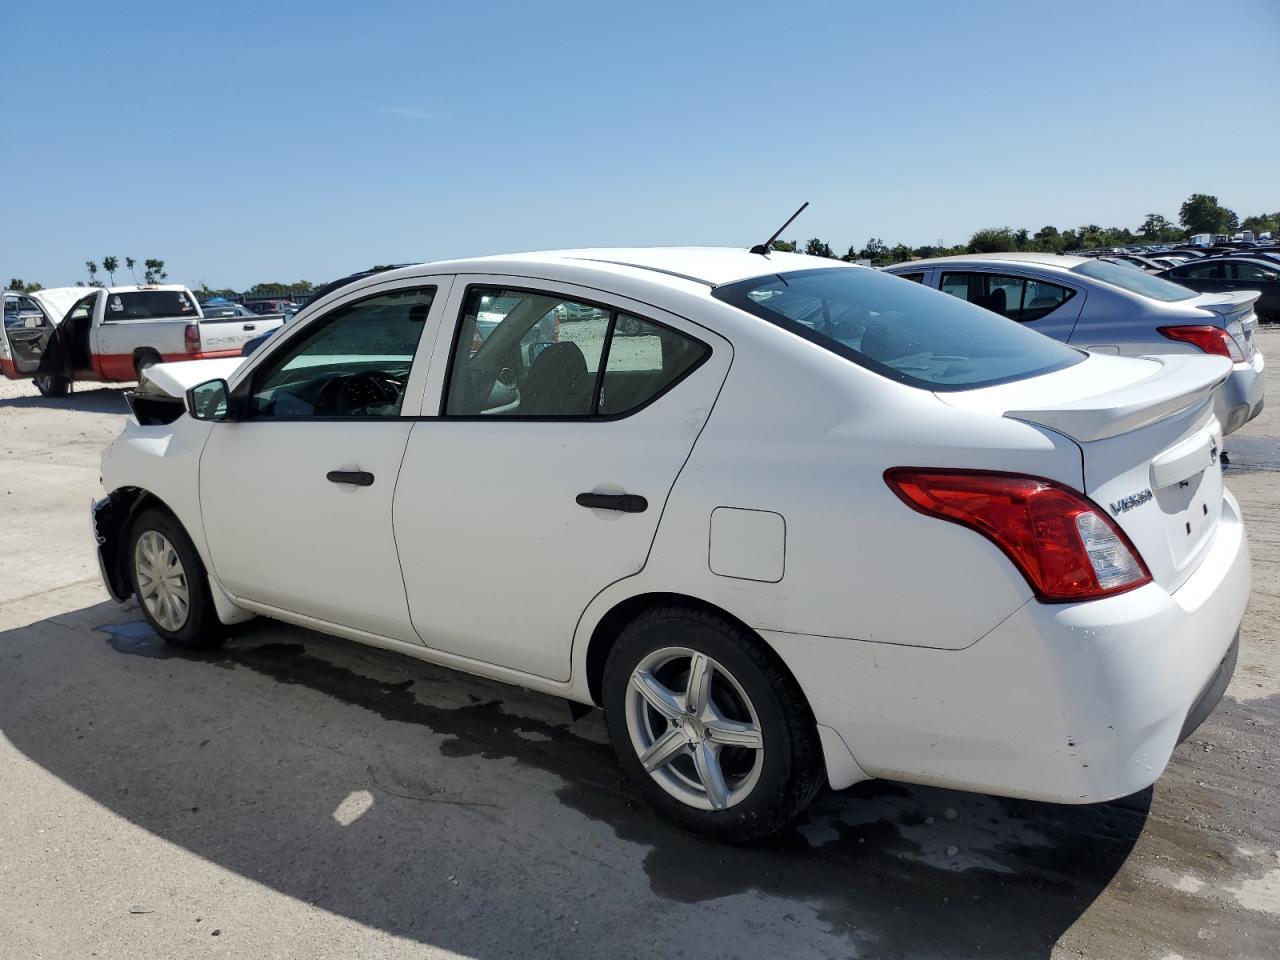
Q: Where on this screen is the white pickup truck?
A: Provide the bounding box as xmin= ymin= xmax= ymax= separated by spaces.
xmin=1 ymin=284 xmax=284 ymax=397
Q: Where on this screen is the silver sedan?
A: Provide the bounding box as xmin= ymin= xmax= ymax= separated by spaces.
xmin=885 ymin=253 xmax=1265 ymax=435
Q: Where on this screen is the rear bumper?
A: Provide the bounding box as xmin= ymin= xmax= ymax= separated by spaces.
xmin=1217 ymin=350 xmax=1265 ymax=435
xmin=768 ymin=490 xmax=1251 ymax=801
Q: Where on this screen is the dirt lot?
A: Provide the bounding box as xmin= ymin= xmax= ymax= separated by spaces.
xmin=1 ymin=335 xmax=1277 ymax=960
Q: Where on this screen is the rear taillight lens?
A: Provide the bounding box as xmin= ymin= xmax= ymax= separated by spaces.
xmin=1157 ymin=324 xmax=1244 ymax=362
xmin=184 ymin=323 xmax=200 ymax=354
xmin=884 ymin=468 xmax=1151 ymax=602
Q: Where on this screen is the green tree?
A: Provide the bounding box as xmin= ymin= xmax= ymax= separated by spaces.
xmin=858 ymin=238 xmax=889 ymax=262
xmin=804 ymin=238 xmax=834 ymax=259
xmin=968 ymin=227 xmax=1014 ymax=253
xmin=886 ymin=243 xmax=914 ymax=264
xmin=85 ymin=260 xmax=99 ymax=285
xmin=102 ymin=255 xmax=119 ymax=285
xmin=1139 ymin=214 xmax=1174 ymax=240
xmin=1242 ymin=213 xmax=1279 ymax=236
xmin=125 ymin=256 xmax=138 ymax=283
xmin=143 ymin=258 xmax=168 ymax=283
xmin=7 ymin=278 xmax=42 ymax=292
xmin=769 ymin=239 xmax=797 ymax=253
xmin=1179 ymin=193 xmax=1231 ymax=234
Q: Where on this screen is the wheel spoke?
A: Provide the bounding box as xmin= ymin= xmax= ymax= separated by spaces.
xmin=692 ymin=741 xmax=730 ymax=810
xmin=705 ymin=717 xmax=763 ymax=750
xmin=639 ymin=728 xmax=687 ymax=772
xmin=685 ymin=653 xmax=713 ymax=714
xmin=631 ymin=671 xmax=683 ymax=721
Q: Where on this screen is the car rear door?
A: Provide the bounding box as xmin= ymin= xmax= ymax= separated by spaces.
xmin=393 ymin=276 xmax=731 ymax=681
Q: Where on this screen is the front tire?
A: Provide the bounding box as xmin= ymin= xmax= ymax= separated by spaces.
xmin=603 ymin=606 xmax=824 ymax=842
xmin=34 ymin=373 xmax=70 ymax=397
xmin=128 ymin=508 xmax=224 ymax=650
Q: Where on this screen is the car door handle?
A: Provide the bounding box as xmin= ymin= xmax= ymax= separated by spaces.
xmin=243 ymin=323 xmax=256 ymax=331
xmin=327 ymin=470 xmax=374 ymax=487
xmin=576 ymin=492 xmax=647 ymax=513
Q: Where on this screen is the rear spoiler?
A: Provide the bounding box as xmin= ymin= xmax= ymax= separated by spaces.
xmin=1196 ymin=290 xmax=1261 ymax=316
xmin=1005 ymin=354 xmax=1231 ymax=442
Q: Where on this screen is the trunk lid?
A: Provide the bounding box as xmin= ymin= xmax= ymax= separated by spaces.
xmin=939 ymin=352 xmax=1232 ymax=594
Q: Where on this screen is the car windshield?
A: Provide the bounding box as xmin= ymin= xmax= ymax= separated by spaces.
xmin=1074 ymin=260 xmax=1196 ymax=301
xmin=713 ymin=267 xmax=1084 ymax=391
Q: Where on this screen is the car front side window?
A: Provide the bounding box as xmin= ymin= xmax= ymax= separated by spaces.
xmin=245 ymin=286 xmax=435 ymax=418
xmin=940 ymin=272 xmax=1072 ymax=323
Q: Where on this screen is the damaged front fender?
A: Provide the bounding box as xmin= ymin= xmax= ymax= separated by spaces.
xmin=92 ymin=492 xmax=138 ymax=602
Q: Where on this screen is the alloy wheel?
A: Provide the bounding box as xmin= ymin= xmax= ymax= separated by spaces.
xmin=624 ymin=646 xmax=765 ymax=811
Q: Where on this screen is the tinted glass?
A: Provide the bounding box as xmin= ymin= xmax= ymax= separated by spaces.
xmin=599 ymin=314 xmax=709 ymax=416
xmin=1229 ymin=261 xmax=1279 ymax=281
xmin=3 ymin=295 xmax=48 ymax=329
xmin=104 ymin=290 xmax=199 ymax=320
xmin=714 ymin=267 xmax=1083 ymax=390
xmin=897 ymin=272 xmax=925 ymax=283
xmin=248 ymin=287 xmax=434 ymax=417
xmin=1074 ymin=260 xmax=1196 ymax=301
xmin=939 ymin=272 xmax=1073 ymax=323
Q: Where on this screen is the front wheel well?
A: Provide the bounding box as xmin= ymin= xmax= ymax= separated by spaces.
xmin=98 ymin=487 xmax=185 ymax=598
xmin=584 ymin=592 xmax=794 ymax=708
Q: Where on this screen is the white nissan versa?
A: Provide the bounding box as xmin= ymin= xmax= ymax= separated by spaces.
xmin=95 ymin=248 xmax=1250 ymax=841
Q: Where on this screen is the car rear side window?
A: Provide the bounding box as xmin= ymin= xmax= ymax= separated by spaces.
xmin=714 ymin=267 xmax=1083 ymax=391
xmin=1229 ymin=262 xmax=1279 ymax=281
xmin=939 ymin=272 xmax=1075 ymax=323
xmin=443 ymin=287 xmax=709 ymax=418
xmin=102 ymin=290 xmax=199 ymax=321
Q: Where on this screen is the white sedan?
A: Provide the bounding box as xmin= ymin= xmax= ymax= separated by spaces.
xmin=94 ymin=247 xmax=1250 ymax=841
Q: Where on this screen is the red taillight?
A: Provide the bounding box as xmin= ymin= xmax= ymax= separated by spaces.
xmin=1157 ymin=324 xmax=1244 ymax=362
xmin=884 ymin=468 xmax=1151 ymax=602
xmin=184 ymin=323 xmax=200 ymax=354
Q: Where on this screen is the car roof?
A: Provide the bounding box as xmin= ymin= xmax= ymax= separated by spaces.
xmin=887 ymin=252 xmax=1090 ymax=271
xmin=378 ymin=247 xmax=852 ymax=290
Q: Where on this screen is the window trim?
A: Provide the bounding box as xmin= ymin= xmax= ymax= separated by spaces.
xmin=438 ymin=283 xmax=712 ymax=422
xmin=235 ymin=284 xmax=439 ymax=422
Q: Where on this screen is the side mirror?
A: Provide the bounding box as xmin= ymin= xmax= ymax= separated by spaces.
xmin=186 ymin=378 xmax=233 ymax=421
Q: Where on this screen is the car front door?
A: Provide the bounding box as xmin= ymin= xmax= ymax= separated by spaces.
xmin=938 ymin=269 xmax=1083 ymax=341
xmin=392 ymin=277 xmax=731 ymax=681
xmin=198 ymin=278 xmax=450 ymax=642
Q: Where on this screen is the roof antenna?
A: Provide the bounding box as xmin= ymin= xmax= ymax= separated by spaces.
xmin=749 ymin=202 xmax=809 ymax=255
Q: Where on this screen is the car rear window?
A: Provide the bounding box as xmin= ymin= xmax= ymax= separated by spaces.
xmin=104 ymin=290 xmax=199 ymax=320
xmin=713 ymin=267 xmax=1083 ymax=391
xmin=1073 ymin=260 xmax=1196 ymax=301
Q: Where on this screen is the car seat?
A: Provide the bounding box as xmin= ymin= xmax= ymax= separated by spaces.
xmin=520 ymin=341 xmax=591 ymax=416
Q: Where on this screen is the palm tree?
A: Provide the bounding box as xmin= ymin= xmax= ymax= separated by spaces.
xmin=102 ymin=256 xmax=119 ymax=285
xmin=86 ymin=260 xmax=98 ymax=286
xmin=126 ymin=257 xmax=138 ymax=283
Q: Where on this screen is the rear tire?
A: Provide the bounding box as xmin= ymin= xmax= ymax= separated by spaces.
xmin=34 ymin=373 xmax=70 ymax=397
xmin=602 ymin=605 xmax=824 ymax=842
xmin=127 ymin=507 xmax=224 ymax=651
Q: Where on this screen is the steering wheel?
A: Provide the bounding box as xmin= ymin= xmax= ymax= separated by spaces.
xmin=329 ymin=371 xmax=402 ymax=415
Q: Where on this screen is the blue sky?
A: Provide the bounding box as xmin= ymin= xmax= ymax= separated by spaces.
xmin=2 ymin=0 xmax=1277 ymax=290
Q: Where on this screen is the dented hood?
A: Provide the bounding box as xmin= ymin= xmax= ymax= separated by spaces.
xmin=138 ymin=357 xmax=245 ymax=398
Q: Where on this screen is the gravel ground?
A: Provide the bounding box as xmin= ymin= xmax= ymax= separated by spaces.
xmin=0 ymin=332 xmax=1277 ymax=959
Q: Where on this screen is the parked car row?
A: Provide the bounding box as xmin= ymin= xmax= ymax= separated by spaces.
xmin=92 ymin=245 xmax=1251 ymax=841
xmin=884 ymin=252 xmax=1265 ymax=435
